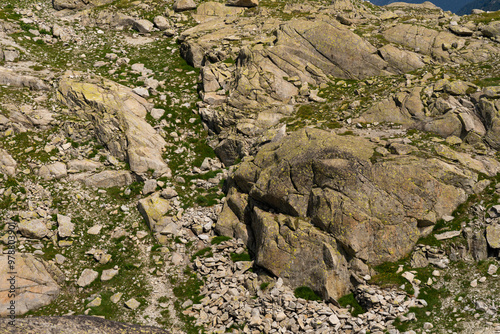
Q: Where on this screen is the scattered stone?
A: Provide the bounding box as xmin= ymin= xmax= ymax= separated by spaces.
xmin=125 ymin=298 xmax=141 ymax=310
xmin=173 ymin=0 xmax=197 ymax=12
xmin=77 ymin=269 xmax=99 ymax=287
xmin=87 ymin=297 xmax=102 ymax=308
xmin=87 ymin=225 xmax=103 ymax=235
xmin=111 ymin=292 xmax=123 ymax=304
xmin=57 ymin=214 xmax=74 ymax=238
xmin=101 ymin=269 xmax=119 ymax=281
xmin=18 ymin=219 xmax=50 ymax=239
xmin=488 ymin=264 xmax=498 ymax=276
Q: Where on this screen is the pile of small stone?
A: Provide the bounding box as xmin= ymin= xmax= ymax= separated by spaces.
xmin=181 ymin=238 xmax=419 ymax=334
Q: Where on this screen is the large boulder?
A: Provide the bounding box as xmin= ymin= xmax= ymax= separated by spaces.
xmin=53 ymin=0 xmax=114 ymax=11
xmin=0 ymin=67 xmax=49 ymax=91
xmin=217 ymin=128 xmax=481 ymax=300
xmin=84 ymin=170 xmax=134 ymax=188
xmin=0 ymin=254 xmax=61 ymax=316
xmin=0 ymin=149 xmax=16 ymax=176
xmin=58 ymin=72 xmax=170 ymax=176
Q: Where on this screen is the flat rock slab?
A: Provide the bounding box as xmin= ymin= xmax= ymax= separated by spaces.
xmin=435 ymin=230 xmax=462 ymax=240
xmin=0 ymin=254 xmax=60 ymax=316
xmin=0 ymin=316 xmax=170 ymax=333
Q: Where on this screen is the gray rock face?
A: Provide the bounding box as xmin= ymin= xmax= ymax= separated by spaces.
xmin=38 ymin=162 xmax=67 ymax=180
xmin=0 ymin=254 xmax=60 ymax=316
xmin=481 ymin=21 xmax=500 ymax=38
xmin=217 ymin=128 xmax=480 ymax=300
xmin=58 ymin=72 xmax=170 ymax=176
xmin=0 ymin=66 xmax=49 ymax=91
xmin=84 ymin=170 xmax=134 ymax=188
xmin=0 ymin=316 xmax=170 ymax=334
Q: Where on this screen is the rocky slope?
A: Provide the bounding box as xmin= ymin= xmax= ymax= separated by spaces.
xmin=0 ymin=0 xmax=500 ymax=333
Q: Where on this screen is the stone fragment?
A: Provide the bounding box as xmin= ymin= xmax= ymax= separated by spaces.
xmin=110 ymin=292 xmax=123 ymax=303
xmin=18 ymin=219 xmax=49 ymax=239
xmin=138 ymin=192 xmax=171 ymax=233
xmin=87 ymin=297 xmax=102 ymax=307
xmin=57 ymin=214 xmax=74 ymax=238
xmin=125 ymin=298 xmax=140 ymax=310
xmin=101 ymin=269 xmax=119 ymax=281
xmin=77 ymin=269 xmax=99 ymax=287
xmin=227 ymin=0 xmax=258 ymax=7
xmin=153 ymin=16 xmax=170 ymax=31
xmin=488 ymin=264 xmax=498 ymax=275
xmin=87 ymin=225 xmax=103 ymax=235
xmin=143 ymin=179 xmax=157 ymax=195
xmin=173 ymin=0 xmax=197 ymax=12
xmin=38 ymin=162 xmax=67 ymax=180
xmin=0 ymin=149 xmax=17 ymax=176
xmin=84 ymin=171 xmax=134 ymax=188
xmin=133 ymin=19 xmax=154 ymax=33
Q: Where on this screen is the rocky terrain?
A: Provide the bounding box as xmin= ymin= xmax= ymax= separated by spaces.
xmin=1 ymin=0 xmax=500 ymax=333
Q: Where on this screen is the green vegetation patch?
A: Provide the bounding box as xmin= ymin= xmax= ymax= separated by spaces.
xmin=294 ymin=286 xmax=322 ymax=301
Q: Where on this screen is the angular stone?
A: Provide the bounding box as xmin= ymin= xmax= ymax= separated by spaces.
xmin=110 ymin=292 xmax=123 ymax=303
xmin=137 ymin=192 xmax=171 ymax=232
xmin=38 ymin=162 xmax=67 ymax=180
xmin=87 ymin=297 xmax=102 ymax=307
xmin=77 ymin=269 xmax=99 ymax=287
xmin=84 ymin=171 xmax=134 ymax=188
xmin=133 ymin=19 xmax=154 ymax=33
xmin=67 ymin=159 xmax=102 ymax=172
xmin=18 ymin=219 xmax=49 ymax=239
xmin=0 ymin=149 xmax=17 ymax=176
xmin=125 ymin=298 xmax=140 ymax=310
xmin=173 ymin=0 xmax=197 ymax=12
xmin=101 ymin=269 xmax=119 ymax=281
xmin=153 ymin=16 xmax=170 ymax=31
xmin=57 ymin=214 xmax=74 ymax=238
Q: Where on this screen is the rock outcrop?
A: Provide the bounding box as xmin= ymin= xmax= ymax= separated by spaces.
xmin=0 ymin=254 xmax=62 ymax=316
xmin=216 ymin=128 xmax=485 ymax=300
xmin=0 ymin=316 xmax=170 ymax=333
xmin=57 ymin=72 xmax=170 ymax=176
xmin=52 ymin=0 xmax=114 ymax=11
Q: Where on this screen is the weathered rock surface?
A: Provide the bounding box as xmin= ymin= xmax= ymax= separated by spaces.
xmin=52 ymin=0 xmax=114 ymax=11
xmin=173 ymin=0 xmax=197 ymax=12
xmin=217 ymin=128 xmax=480 ymax=299
xmin=0 ymin=316 xmax=170 ymax=333
xmin=84 ymin=170 xmax=134 ymax=188
xmin=0 ymin=149 xmax=16 ymax=176
xmin=137 ymin=192 xmax=172 ymax=239
xmin=0 ymin=254 xmax=61 ymax=316
xmin=58 ymin=72 xmax=170 ymax=176
xmin=0 ymin=67 xmax=49 ymax=91
xmin=18 ymin=219 xmax=50 ymax=239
